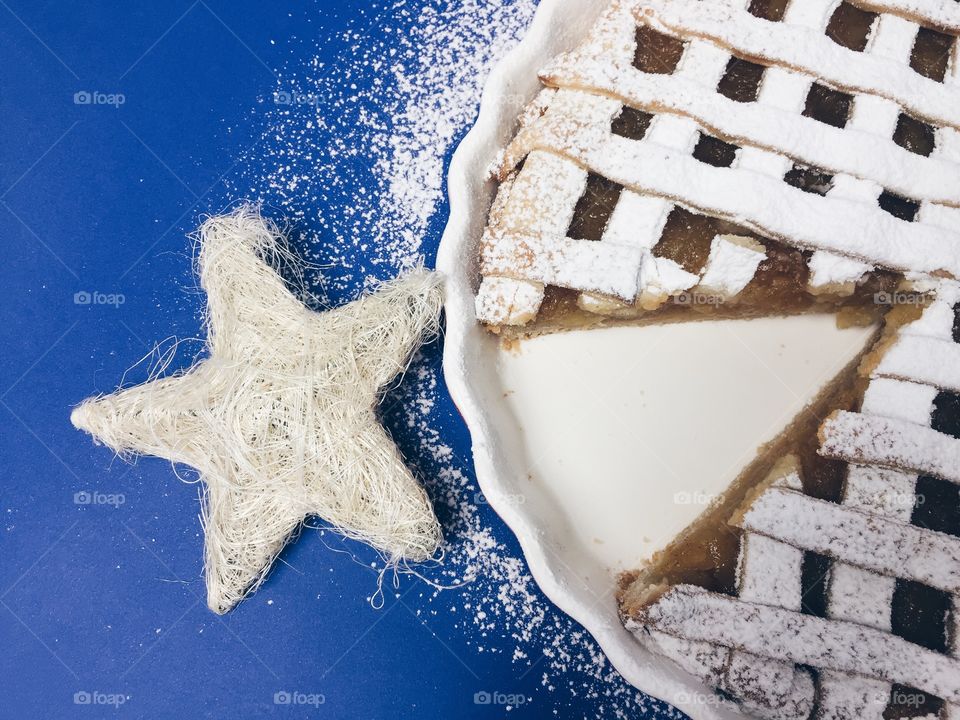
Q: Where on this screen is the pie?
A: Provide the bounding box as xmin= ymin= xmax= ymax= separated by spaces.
xmin=473 ymin=0 xmax=960 ymax=716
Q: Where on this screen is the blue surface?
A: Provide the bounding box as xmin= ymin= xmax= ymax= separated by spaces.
xmin=0 ymin=2 xmax=684 ymax=718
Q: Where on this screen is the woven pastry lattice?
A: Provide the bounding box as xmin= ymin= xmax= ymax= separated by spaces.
xmin=474 ymin=0 xmax=960 ymax=715
xmin=475 ymin=0 xmax=960 ymax=327
xmin=630 ymin=288 xmax=960 ymax=717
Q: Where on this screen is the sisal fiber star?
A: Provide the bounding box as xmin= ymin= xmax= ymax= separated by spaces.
xmin=72 ymin=206 xmax=443 ymax=613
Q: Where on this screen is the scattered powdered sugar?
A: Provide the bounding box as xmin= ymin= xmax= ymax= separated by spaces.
xmin=230 ymin=0 xmax=538 ymax=299
xmin=392 ymin=359 xmax=681 ymax=718
xmin=228 ymin=0 xmax=682 ymax=716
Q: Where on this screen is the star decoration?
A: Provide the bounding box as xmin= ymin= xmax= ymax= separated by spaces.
xmin=72 ymin=208 xmax=443 ymax=613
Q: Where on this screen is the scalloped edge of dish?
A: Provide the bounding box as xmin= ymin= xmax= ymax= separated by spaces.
xmin=434 ymin=2 xmax=746 ymax=718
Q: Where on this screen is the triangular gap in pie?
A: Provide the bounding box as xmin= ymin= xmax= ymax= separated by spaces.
xmin=472 ymin=0 xmax=960 ymax=715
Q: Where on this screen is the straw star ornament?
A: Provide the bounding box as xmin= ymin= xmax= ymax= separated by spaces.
xmin=72 ymin=207 xmax=442 ymax=613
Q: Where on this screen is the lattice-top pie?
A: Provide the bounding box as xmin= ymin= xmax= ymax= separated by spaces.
xmin=474 ymin=0 xmax=960 ymax=716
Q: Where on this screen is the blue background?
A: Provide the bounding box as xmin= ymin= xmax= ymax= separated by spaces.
xmin=0 ymin=2 xmax=684 ymax=718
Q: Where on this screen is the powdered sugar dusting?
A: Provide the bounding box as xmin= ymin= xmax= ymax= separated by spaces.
xmin=231 ymin=0 xmax=541 ymax=299
xmin=228 ymin=0 xmax=681 ymax=716
xmin=395 ymin=360 xmax=681 ymax=717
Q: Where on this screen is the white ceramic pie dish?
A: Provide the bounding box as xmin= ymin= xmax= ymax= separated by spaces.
xmin=436 ymin=2 xmax=741 ymax=716
xmin=435 ymin=1 xmax=874 ymax=717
